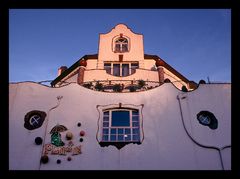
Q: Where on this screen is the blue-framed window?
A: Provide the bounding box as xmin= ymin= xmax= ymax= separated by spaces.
xmin=102 ymin=109 xmax=140 ymax=142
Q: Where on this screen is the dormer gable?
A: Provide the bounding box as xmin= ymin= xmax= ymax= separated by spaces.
xmin=97 ymin=24 xmax=144 ymax=69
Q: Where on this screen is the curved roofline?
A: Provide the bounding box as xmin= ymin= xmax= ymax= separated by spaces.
xmin=144 ymin=54 xmax=197 ymax=87
xmin=50 ymin=54 xmax=98 ymax=87
xmin=99 ymin=23 xmax=143 ymax=36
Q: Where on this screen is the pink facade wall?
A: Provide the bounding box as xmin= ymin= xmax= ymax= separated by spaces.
xmin=98 ymin=24 xmax=144 ymax=69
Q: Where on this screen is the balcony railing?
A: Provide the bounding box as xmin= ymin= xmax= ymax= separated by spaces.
xmin=81 ymin=80 xmax=163 ymax=92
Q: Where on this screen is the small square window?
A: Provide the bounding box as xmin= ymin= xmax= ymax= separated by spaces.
xmin=132 ymin=128 xmax=139 ymax=134
xmin=118 ymin=128 xmax=124 ymax=134
xmin=103 ymin=129 xmax=109 ymax=134
xmin=132 ymin=122 xmax=139 ymax=127
xmin=118 ymin=135 xmax=124 ymax=141
xmin=132 ymin=116 xmax=139 ymax=121
xmin=132 ymin=110 xmax=139 ymax=115
xmin=111 ymin=128 xmax=117 ymax=134
xmin=102 ymin=135 xmax=109 ymax=141
xmin=103 ymin=122 xmax=109 ymax=127
xmin=125 ymin=128 xmax=131 ymax=134
xmin=103 ymin=116 xmax=109 ymax=121
xmin=132 ymin=135 xmax=140 ymax=141
xmin=104 ymin=111 xmax=109 ymax=116
xmin=110 ymin=135 xmax=116 ymax=141
xmin=125 ymin=135 xmax=131 ymax=141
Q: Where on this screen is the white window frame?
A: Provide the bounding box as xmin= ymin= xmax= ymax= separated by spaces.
xmin=104 ymin=62 xmax=139 ymax=77
xmin=101 ymin=108 xmax=140 ymax=142
xmin=115 ymin=37 xmax=129 ymax=53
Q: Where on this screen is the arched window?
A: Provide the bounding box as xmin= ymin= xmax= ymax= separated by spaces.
xmin=115 ymin=37 xmax=128 ymax=53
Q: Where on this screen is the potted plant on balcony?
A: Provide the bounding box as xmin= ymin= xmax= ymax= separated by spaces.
xmin=83 ymin=82 xmax=93 ymax=89
xmin=113 ymin=84 xmax=123 ymax=92
xmin=138 ymin=79 xmax=146 ymax=89
xmin=129 ymin=85 xmax=137 ymax=92
xmin=95 ymin=81 xmax=103 ymax=91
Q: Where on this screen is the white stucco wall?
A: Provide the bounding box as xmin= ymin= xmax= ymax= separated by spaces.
xmin=9 ymin=82 xmax=231 ymax=170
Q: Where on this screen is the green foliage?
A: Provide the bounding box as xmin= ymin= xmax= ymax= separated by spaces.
xmin=113 ymin=84 xmax=123 ymax=92
xmin=181 ymin=85 xmax=188 ymax=92
xmin=95 ymin=81 xmax=103 ymax=91
xmin=129 ymin=85 xmax=137 ymax=92
xmin=83 ymin=82 xmax=93 ymax=89
xmin=138 ymin=80 xmax=146 ymax=88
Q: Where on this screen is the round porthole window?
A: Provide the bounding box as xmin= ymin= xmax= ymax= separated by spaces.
xmin=30 ymin=115 xmax=42 ymax=127
xmin=24 ymin=110 xmax=46 ymax=130
xmin=196 ymin=111 xmax=218 ymax=130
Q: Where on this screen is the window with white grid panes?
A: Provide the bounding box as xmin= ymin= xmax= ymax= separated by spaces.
xmin=102 ymin=109 xmax=140 ymax=142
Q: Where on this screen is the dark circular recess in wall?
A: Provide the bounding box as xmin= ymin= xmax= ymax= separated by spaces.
xmin=24 ymin=110 xmax=47 ymax=130
xmin=77 ymin=123 xmax=81 ymax=127
xmin=196 ymin=111 xmax=218 ymax=130
xmin=181 ymin=85 xmax=188 ymax=92
xmin=199 ymin=80 xmax=206 ymax=84
xmin=57 ymin=159 xmax=61 ymax=164
xmin=79 ymin=138 xmax=84 ymax=142
xmin=164 ymin=78 xmax=171 ymax=83
xmin=35 ymin=137 xmax=43 ymax=145
xmin=41 ymin=155 xmax=49 ymax=164
xmin=67 ymin=157 xmax=72 ymax=161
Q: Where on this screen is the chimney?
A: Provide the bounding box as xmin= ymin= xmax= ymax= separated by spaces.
xmin=58 ymin=66 xmax=68 ymax=76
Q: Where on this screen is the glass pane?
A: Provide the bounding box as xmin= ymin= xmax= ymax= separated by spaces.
xmin=102 ymin=135 xmax=108 ymax=141
xmin=125 ymin=128 xmax=131 ymax=134
xmin=122 ymin=44 xmax=128 ymax=52
xmin=131 ymin=63 xmax=139 ymax=74
xmin=111 ymin=128 xmax=117 ymax=134
xmin=103 ymin=116 xmax=109 ymax=121
xmin=103 ymin=129 xmax=109 ymax=134
xmin=118 ymin=135 xmax=124 ymax=141
xmin=103 ymin=122 xmax=109 ymax=127
xmin=122 ymin=64 xmax=129 ymax=76
xmin=113 ymin=64 xmax=120 ymax=76
xmin=199 ymin=115 xmax=211 ymax=125
xmin=133 ymin=135 xmax=140 ymax=141
xmin=125 ymin=134 xmax=131 ymax=141
xmin=103 ymin=111 xmax=109 ymax=116
xmin=132 ymin=122 xmax=139 ymax=127
xmin=132 ymin=128 xmax=139 ymax=134
xmin=132 ymin=110 xmax=139 ymax=115
xmin=115 ymin=44 xmax=120 ymax=52
xmin=110 ymin=135 xmax=116 ymax=141
xmin=104 ymin=63 xmax=111 ymax=75
xmin=118 ymin=128 xmax=124 ymax=134
xmin=112 ymin=111 xmax=130 ymax=126
xmin=132 ymin=116 xmax=139 ymax=121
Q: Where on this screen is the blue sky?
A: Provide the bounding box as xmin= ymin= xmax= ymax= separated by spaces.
xmin=9 ymin=9 xmax=231 ymax=84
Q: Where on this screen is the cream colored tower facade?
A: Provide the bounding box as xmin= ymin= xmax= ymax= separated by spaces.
xmin=51 ymin=24 xmax=197 ymax=91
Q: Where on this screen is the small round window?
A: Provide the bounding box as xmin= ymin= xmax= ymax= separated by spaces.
xmin=24 ymin=110 xmax=46 ymax=130
xmin=196 ymin=111 xmax=218 ymax=130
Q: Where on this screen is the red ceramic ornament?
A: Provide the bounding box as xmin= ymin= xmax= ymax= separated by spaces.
xmin=80 ymin=131 xmax=85 ymax=136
